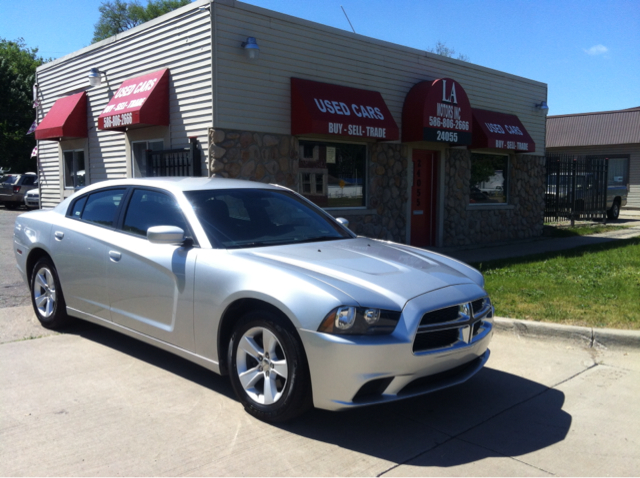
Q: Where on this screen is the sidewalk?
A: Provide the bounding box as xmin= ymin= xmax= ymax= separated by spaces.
xmin=435 ymin=210 xmax=640 ymax=264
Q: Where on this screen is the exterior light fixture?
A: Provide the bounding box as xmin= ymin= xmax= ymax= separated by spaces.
xmin=88 ymin=68 xmax=107 ymax=87
xmin=241 ymin=37 xmax=260 ymax=60
xmin=535 ymin=100 xmax=549 ymax=115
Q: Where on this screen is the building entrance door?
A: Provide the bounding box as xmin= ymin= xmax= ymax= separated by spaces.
xmin=410 ymin=150 xmax=439 ymax=247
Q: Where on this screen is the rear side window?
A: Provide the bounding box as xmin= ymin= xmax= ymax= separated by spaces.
xmin=21 ymin=176 xmax=36 ymax=186
xmin=81 ymin=189 xmax=126 ymax=227
xmin=70 ymin=196 xmax=88 ymax=218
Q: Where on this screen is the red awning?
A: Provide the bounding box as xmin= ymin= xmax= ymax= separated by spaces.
xmin=35 ymin=92 xmax=87 ymax=141
xmin=291 ymin=78 xmax=399 ymax=141
xmin=471 ymin=108 xmax=536 ymax=152
xmin=98 ymin=68 xmax=169 ymax=131
xmin=402 ymin=78 xmax=473 ymax=146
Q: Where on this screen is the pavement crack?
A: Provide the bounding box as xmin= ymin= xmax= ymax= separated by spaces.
xmin=550 ymin=362 xmax=598 ymax=389
xmin=376 ymin=435 xmax=456 ymax=477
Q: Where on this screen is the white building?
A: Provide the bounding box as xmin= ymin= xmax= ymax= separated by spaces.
xmin=34 ymin=0 xmax=548 ymax=247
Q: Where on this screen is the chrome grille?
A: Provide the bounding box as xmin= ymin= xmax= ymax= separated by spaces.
xmin=413 ymin=297 xmax=492 ymax=353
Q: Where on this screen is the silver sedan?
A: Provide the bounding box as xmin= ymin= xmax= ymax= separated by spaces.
xmin=13 ymin=178 xmax=493 ymax=422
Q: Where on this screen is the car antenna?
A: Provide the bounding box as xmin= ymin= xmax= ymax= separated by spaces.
xmin=341 ymin=5 xmax=356 ymax=33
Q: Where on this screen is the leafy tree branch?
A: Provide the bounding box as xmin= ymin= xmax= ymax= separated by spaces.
xmin=92 ymin=0 xmax=192 ymax=43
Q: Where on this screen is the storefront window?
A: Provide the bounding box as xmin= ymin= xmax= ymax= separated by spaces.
xmin=132 ymin=139 xmax=164 ymax=177
xmin=63 ymin=150 xmax=85 ymax=189
xmin=298 ymin=140 xmax=366 ymax=208
xmin=469 ymin=153 xmax=509 ymax=204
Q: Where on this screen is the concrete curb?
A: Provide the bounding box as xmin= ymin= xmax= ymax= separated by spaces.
xmin=494 ymin=317 xmax=640 ymax=349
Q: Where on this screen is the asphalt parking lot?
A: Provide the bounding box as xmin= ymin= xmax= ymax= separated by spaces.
xmin=1 ymin=206 xmax=639 ymax=476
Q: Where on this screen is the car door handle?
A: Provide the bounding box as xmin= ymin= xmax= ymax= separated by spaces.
xmin=54 ymin=231 xmax=64 ymax=240
xmin=108 ymin=250 xmax=122 ymax=262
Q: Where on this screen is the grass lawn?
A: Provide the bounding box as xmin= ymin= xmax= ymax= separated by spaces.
xmin=474 ymin=237 xmax=640 ymax=330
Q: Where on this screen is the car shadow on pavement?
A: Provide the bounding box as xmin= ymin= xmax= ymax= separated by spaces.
xmin=61 ymin=319 xmax=236 ymax=400
xmin=278 ymin=367 xmax=571 ymax=468
xmin=61 ymin=320 xmax=571 ymax=469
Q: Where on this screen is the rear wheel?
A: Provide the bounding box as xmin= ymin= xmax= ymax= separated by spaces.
xmin=228 ymin=310 xmax=312 ymax=422
xmin=30 ymin=257 xmax=73 ymax=329
xmin=5 ymin=203 xmax=18 ymax=210
xmin=607 ymin=200 xmax=620 ymax=220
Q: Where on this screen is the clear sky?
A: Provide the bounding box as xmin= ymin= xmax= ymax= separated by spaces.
xmin=2 ymin=0 xmax=638 ymax=115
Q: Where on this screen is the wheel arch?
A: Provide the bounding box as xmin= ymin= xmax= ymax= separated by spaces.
xmin=217 ymin=298 xmax=307 ymax=376
xmin=26 ymin=247 xmax=54 ymax=285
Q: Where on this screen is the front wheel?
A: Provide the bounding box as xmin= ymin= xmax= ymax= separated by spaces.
xmin=30 ymin=257 xmax=73 ymax=329
xmin=228 ymin=311 xmax=312 ymax=422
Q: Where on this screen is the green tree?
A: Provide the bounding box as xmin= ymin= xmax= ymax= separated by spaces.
xmin=0 ymin=38 xmax=45 ymax=174
xmin=428 ymin=41 xmax=469 ymax=62
xmin=92 ymin=0 xmax=192 ymax=43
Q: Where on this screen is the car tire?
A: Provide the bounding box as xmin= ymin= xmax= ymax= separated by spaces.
xmin=5 ymin=203 xmax=18 ymax=210
xmin=607 ymin=200 xmax=620 ymax=220
xmin=30 ymin=257 xmax=73 ymax=329
xmin=228 ymin=310 xmax=312 ymax=422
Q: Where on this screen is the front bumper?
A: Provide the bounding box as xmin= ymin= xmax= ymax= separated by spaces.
xmin=24 ymin=196 xmax=39 ymax=208
xmin=300 ymin=283 xmax=493 ymax=411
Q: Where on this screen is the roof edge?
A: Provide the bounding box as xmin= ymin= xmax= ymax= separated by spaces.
xmin=549 ymin=106 xmax=640 ymax=119
xmin=37 ymin=0 xmax=211 ymax=72
xmin=228 ymin=1 xmax=547 ymax=88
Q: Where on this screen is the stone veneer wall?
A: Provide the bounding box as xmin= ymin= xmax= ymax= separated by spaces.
xmin=208 ymin=128 xmax=409 ymax=243
xmin=345 ymin=143 xmax=409 ymax=242
xmin=208 ymin=129 xmax=299 ymax=189
xmin=443 ymin=149 xmax=546 ymax=246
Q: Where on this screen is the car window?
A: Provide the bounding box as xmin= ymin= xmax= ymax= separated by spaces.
xmin=21 ymin=176 xmax=36 ymax=186
xmin=185 ymin=188 xmax=351 ymax=249
xmin=122 ymin=189 xmax=188 ymax=237
xmin=81 ymin=189 xmax=126 ymax=227
xmin=70 ymin=196 xmax=88 ymax=218
xmin=2 ymin=175 xmax=18 ymax=185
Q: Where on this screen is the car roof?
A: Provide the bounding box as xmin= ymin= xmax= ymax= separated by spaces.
xmin=52 ymin=176 xmax=291 ymax=214
xmin=79 ymin=176 xmax=285 ymax=193
xmin=57 ymin=177 xmax=289 ymax=205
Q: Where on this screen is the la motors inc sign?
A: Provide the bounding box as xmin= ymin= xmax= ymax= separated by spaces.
xmin=402 ymin=78 xmax=473 ymax=145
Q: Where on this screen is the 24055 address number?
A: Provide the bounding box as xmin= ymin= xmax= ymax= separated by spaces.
xmin=436 ymin=130 xmax=458 ymax=142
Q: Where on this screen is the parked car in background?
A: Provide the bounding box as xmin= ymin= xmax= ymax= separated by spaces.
xmin=13 ymin=177 xmax=494 ymax=422
xmin=24 ymin=188 xmax=40 ymax=209
xmin=1 ymin=173 xmax=38 ymax=209
xmin=545 ymin=172 xmax=628 ymax=220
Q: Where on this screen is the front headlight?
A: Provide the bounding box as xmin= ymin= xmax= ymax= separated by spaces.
xmin=318 ymin=306 xmax=401 ymax=335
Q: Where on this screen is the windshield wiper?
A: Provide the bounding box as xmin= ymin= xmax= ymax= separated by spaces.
xmin=291 ymin=236 xmax=346 ymax=244
xmin=226 ymin=236 xmax=346 ymax=249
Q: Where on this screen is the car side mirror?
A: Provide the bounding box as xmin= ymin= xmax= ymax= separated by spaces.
xmin=147 ymin=226 xmax=185 ymax=245
xmin=336 ymin=217 xmax=350 ymax=228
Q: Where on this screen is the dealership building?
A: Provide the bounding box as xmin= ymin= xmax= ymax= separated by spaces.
xmin=33 ymin=0 xmax=548 ymax=247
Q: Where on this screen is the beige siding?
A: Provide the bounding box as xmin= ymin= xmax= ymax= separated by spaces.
xmin=212 ymin=2 xmax=547 ymax=154
xmin=547 ymin=144 xmax=640 ymax=208
xmin=35 ymin=0 xmax=212 ymax=208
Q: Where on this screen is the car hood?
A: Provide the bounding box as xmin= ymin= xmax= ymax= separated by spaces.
xmin=238 ymin=237 xmax=482 ymax=309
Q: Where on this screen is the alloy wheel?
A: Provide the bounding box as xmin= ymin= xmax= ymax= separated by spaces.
xmin=33 ymin=267 xmax=56 ymax=318
xmin=235 ymin=326 xmax=289 ymax=405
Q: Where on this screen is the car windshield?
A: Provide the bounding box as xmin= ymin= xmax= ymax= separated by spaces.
xmin=184 ymin=188 xmax=352 ymax=249
xmin=2 ymin=175 xmax=18 ymax=185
